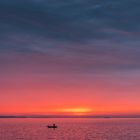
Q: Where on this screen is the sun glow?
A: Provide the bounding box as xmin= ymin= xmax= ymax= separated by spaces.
xmin=57 ymin=108 xmax=93 ymax=115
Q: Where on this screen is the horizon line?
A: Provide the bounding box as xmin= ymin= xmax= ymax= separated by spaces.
xmin=0 ymin=115 xmax=140 ymax=118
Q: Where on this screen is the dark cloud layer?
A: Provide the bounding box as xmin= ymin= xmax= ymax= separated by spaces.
xmin=1 ymin=0 xmax=140 ymax=41
xmin=0 ymin=0 xmax=140 ymax=73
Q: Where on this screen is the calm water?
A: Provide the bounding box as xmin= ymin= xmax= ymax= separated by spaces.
xmin=0 ymin=118 xmax=140 ymax=140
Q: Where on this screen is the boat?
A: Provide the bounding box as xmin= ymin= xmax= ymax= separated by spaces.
xmin=47 ymin=124 xmax=58 ymax=128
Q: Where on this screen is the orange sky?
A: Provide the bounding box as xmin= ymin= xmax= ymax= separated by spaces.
xmin=0 ymin=64 xmax=140 ymax=115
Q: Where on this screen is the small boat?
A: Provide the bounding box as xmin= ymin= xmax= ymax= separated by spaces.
xmin=47 ymin=124 xmax=58 ymax=129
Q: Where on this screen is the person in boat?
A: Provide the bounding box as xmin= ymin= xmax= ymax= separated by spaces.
xmin=47 ymin=123 xmax=57 ymax=128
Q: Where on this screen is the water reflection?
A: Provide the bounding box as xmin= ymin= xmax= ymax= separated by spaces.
xmin=0 ymin=118 xmax=140 ymax=140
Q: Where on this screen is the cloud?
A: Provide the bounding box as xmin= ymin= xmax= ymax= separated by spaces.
xmin=0 ymin=35 xmax=140 ymax=76
xmin=0 ymin=0 xmax=140 ymax=75
xmin=0 ymin=0 xmax=140 ymax=43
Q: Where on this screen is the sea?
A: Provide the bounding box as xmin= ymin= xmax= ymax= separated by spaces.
xmin=0 ymin=118 xmax=140 ymax=140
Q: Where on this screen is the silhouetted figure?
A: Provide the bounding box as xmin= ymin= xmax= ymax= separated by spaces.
xmin=47 ymin=123 xmax=58 ymax=129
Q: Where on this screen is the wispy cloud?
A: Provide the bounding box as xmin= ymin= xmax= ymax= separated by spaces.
xmin=0 ymin=0 xmax=140 ymax=43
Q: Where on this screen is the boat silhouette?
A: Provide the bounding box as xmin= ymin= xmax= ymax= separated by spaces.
xmin=47 ymin=124 xmax=57 ymax=128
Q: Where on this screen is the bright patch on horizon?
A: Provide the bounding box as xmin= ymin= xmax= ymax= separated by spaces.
xmin=57 ymin=108 xmax=93 ymax=115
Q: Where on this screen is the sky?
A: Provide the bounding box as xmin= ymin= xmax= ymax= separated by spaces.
xmin=0 ymin=0 xmax=140 ymax=116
